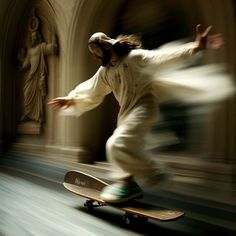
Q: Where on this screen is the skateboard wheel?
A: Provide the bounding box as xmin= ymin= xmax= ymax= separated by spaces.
xmin=84 ymin=200 xmax=94 ymax=210
xmin=123 ymin=213 xmax=136 ymax=225
xmin=123 ymin=213 xmax=148 ymax=225
xmin=123 ymin=215 xmax=132 ymax=225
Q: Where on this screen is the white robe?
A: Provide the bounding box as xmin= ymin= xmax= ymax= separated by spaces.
xmin=62 ymin=43 xmax=234 ymax=181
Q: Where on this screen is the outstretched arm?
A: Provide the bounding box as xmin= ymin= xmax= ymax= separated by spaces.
xmin=18 ymin=48 xmax=30 ymax=71
xmin=48 ymin=67 xmax=111 ymax=116
xmin=44 ymin=35 xmax=59 ymax=55
xmin=141 ymin=24 xmax=224 ymax=70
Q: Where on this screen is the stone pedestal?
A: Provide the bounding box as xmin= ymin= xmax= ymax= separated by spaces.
xmin=12 ymin=141 xmax=94 ymax=164
xmin=17 ymin=121 xmax=41 ymax=135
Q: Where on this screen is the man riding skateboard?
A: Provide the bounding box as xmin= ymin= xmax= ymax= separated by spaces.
xmin=48 ymin=25 xmax=223 ymax=203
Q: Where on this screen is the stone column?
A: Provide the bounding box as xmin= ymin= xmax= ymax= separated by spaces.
xmin=55 ymin=0 xmax=121 ymax=163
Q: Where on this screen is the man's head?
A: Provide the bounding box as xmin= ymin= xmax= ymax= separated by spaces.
xmin=31 ymin=31 xmax=42 ymax=47
xmin=88 ymin=32 xmax=142 ymax=67
xmin=88 ymin=32 xmax=118 ymax=67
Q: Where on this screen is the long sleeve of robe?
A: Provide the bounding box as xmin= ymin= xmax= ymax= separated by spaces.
xmin=62 ymin=67 xmax=111 ymax=116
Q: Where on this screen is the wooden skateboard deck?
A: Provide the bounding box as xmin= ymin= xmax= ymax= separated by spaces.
xmin=63 ymin=170 xmax=184 ymax=224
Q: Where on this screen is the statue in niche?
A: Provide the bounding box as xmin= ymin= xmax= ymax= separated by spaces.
xmin=18 ymin=13 xmax=58 ymax=124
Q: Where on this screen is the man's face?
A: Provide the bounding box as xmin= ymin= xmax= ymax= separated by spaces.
xmin=88 ymin=43 xmax=111 ymax=67
xmin=31 ymin=33 xmax=39 ymax=46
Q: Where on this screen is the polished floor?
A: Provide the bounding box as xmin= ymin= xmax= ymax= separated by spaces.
xmin=0 ymin=151 xmax=235 ymax=236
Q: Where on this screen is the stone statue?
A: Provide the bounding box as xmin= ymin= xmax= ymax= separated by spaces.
xmin=18 ymin=14 xmax=58 ymax=124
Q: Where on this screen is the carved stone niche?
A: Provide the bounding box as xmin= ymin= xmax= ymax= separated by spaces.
xmin=16 ymin=8 xmax=58 ymax=135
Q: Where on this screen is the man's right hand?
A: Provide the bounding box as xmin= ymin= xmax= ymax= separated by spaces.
xmin=195 ymin=24 xmax=224 ymax=50
xmin=48 ymin=97 xmax=75 ymax=109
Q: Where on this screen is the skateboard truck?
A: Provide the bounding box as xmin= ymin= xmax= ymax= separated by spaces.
xmin=84 ymin=199 xmax=105 ymax=210
xmin=123 ymin=212 xmax=148 ymax=225
xmin=84 ymin=199 xmax=148 ymax=225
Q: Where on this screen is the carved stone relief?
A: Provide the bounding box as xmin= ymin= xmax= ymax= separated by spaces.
xmin=17 ymin=9 xmax=58 ymax=134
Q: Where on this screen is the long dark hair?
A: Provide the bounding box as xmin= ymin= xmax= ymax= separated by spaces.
xmin=114 ymin=34 xmax=142 ymax=57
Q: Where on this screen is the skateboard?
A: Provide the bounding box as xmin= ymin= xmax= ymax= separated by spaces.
xmin=63 ymin=170 xmax=184 ymax=225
